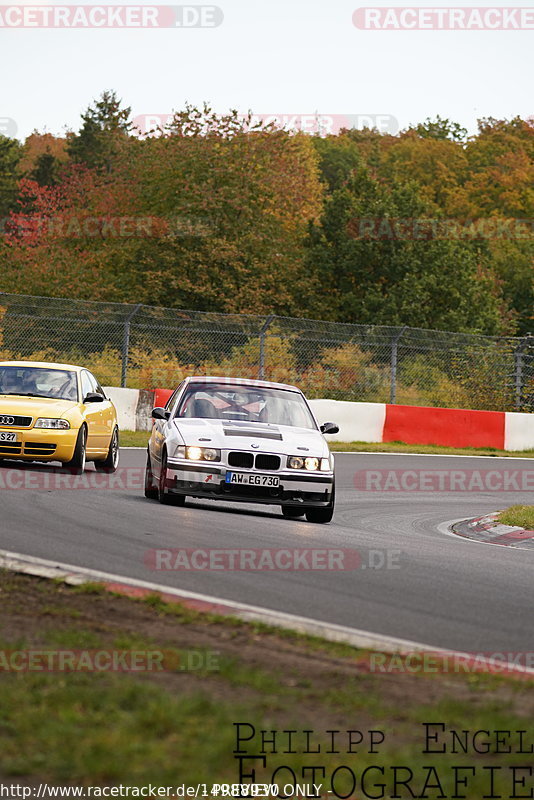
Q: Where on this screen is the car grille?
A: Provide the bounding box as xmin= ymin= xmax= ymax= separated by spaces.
xmin=0 ymin=443 xmax=22 ymax=455
xmin=0 ymin=415 xmax=32 ymax=428
xmin=255 ymin=454 xmax=280 ymax=471
xmin=228 ymin=452 xmax=281 ymax=471
xmin=24 ymin=443 xmax=57 ymax=455
xmin=0 ymin=443 xmax=57 ymax=457
xmin=228 ymin=451 xmax=254 ymax=468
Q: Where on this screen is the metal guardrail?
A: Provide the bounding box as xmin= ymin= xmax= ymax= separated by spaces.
xmin=0 ymin=292 xmax=532 ymax=412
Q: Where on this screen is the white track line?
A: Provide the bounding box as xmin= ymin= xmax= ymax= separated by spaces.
xmin=1 ymin=547 xmax=533 ymax=675
xmin=337 ymin=451 xmax=534 ymax=460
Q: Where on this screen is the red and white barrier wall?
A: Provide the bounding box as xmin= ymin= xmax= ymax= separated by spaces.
xmin=315 ymin=400 xmax=534 ymax=451
xmin=104 ymin=387 xmax=534 ymax=452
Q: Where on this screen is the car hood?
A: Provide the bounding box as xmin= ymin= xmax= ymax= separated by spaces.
xmin=0 ymin=395 xmax=78 ymax=419
xmin=173 ymin=418 xmax=329 ymax=456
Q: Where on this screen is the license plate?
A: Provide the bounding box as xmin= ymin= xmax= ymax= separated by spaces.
xmin=0 ymin=431 xmax=19 ymax=443
xmin=225 ymin=471 xmax=280 ymax=487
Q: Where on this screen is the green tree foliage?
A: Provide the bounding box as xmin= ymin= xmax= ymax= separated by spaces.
xmin=312 ymin=135 xmax=364 ymax=191
xmin=304 ymin=168 xmax=508 ymax=333
xmin=0 ymin=135 xmax=22 ymax=217
xmin=67 ymin=90 xmax=133 ymax=173
xmin=0 ymin=96 xmax=532 ymax=337
xmin=410 ymin=115 xmax=468 ymax=143
xmin=30 ymin=151 xmax=62 ymax=186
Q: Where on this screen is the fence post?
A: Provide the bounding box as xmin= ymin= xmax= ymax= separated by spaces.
xmin=259 ymin=315 xmax=275 ymax=380
xmin=390 ymin=326 xmax=407 ymax=405
xmin=514 ymin=342 xmax=523 ymax=411
xmin=121 ymin=304 xmax=142 ymax=388
xmin=514 ymin=335 xmax=532 ymax=411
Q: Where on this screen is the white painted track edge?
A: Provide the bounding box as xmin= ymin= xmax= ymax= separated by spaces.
xmin=1 ymin=547 xmax=532 ymax=675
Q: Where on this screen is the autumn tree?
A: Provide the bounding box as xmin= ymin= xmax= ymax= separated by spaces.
xmin=1 ymin=99 xmax=532 ymax=337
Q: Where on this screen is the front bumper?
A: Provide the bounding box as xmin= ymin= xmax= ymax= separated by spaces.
xmin=0 ymin=427 xmax=79 ymax=462
xmin=165 ymin=460 xmax=334 ymax=507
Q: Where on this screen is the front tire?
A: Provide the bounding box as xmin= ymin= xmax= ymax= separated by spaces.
xmin=64 ymin=426 xmax=86 ymax=475
xmin=144 ymin=451 xmax=158 ymax=499
xmin=158 ymin=451 xmax=185 ymax=506
xmin=305 ymin=485 xmax=335 ymax=524
xmin=282 ymin=507 xmax=305 ymax=518
xmin=95 ymin=427 xmax=119 ymax=473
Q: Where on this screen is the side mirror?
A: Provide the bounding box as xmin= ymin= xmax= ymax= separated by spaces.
xmin=320 ymin=422 xmax=339 ymax=434
xmin=152 ymin=407 xmax=170 ymax=420
xmin=84 ymin=392 xmax=104 ymax=403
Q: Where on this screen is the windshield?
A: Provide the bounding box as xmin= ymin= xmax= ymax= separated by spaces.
xmin=176 ymin=383 xmax=317 ymax=429
xmin=0 ymin=366 xmax=78 ymax=401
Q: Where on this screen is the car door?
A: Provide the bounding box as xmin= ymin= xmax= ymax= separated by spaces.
xmin=80 ymin=370 xmax=104 ymax=454
xmin=88 ymin=371 xmax=115 ymax=452
xmin=151 ymin=384 xmax=182 ymax=477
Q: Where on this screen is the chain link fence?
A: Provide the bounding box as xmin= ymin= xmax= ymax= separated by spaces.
xmin=0 ymin=292 xmax=532 ymax=412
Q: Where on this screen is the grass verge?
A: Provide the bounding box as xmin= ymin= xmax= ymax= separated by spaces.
xmin=0 ymin=570 xmax=532 ymax=795
xmin=498 ymin=504 xmax=534 ymax=529
xmin=120 ymin=429 xmax=534 ymax=458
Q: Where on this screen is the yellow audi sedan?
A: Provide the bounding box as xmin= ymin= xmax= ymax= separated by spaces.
xmin=0 ymin=361 xmax=119 ymax=473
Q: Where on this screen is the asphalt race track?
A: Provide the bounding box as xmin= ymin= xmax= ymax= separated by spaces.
xmin=1 ymin=450 xmax=533 ymax=655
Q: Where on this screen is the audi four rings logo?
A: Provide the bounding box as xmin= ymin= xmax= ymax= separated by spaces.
xmin=0 ymin=416 xmax=15 ymax=425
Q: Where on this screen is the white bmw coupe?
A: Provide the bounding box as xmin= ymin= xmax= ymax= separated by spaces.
xmin=144 ymin=376 xmax=338 ymax=523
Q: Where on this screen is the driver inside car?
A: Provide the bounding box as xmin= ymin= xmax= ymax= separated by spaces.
xmin=21 ymin=372 xmax=40 ymax=395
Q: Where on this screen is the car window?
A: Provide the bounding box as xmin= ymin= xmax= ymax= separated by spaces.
xmin=0 ymin=366 xmax=78 ymax=402
xmin=87 ymin=371 xmax=105 ymax=396
xmin=80 ymin=371 xmax=94 ymax=401
xmin=166 ymin=383 xmax=184 ymax=412
xmin=176 ymin=384 xmax=317 ymax=429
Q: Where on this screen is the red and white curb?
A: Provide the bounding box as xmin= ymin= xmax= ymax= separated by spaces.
xmin=446 ymin=513 xmax=534 ymax=549
xmin=1 ymin=547 xmax=533 ymax=677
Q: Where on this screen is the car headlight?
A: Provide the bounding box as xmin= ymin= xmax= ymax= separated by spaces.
xmin=320 ymin=457 xmax=331 ymax=471
xmin=201 ymin=448 xmax=220 ymax=462
xmin=34 ymin=418 xmax=70 ymax=430
xmin=182 ymin=446 xmax=221 ymax=462
xmin=287 ymin=455 xmax=323 ymax=471
xmin=288 ymin=456 xmax=304 ymax=469
xmin=187 ymin=446 xmax=203 ymax=461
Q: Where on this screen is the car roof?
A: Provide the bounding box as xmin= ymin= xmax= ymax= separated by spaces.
xmin=0 ymin=360 xmax=83 ymax=371
xmin=184 ymin=376 xmax=302 ymax=392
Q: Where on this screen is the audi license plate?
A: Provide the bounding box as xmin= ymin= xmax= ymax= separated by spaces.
xmin=225 ymin=471 xmax=279 ymax=487
xmin=0 ymin=432 xmax=19 ymax=443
